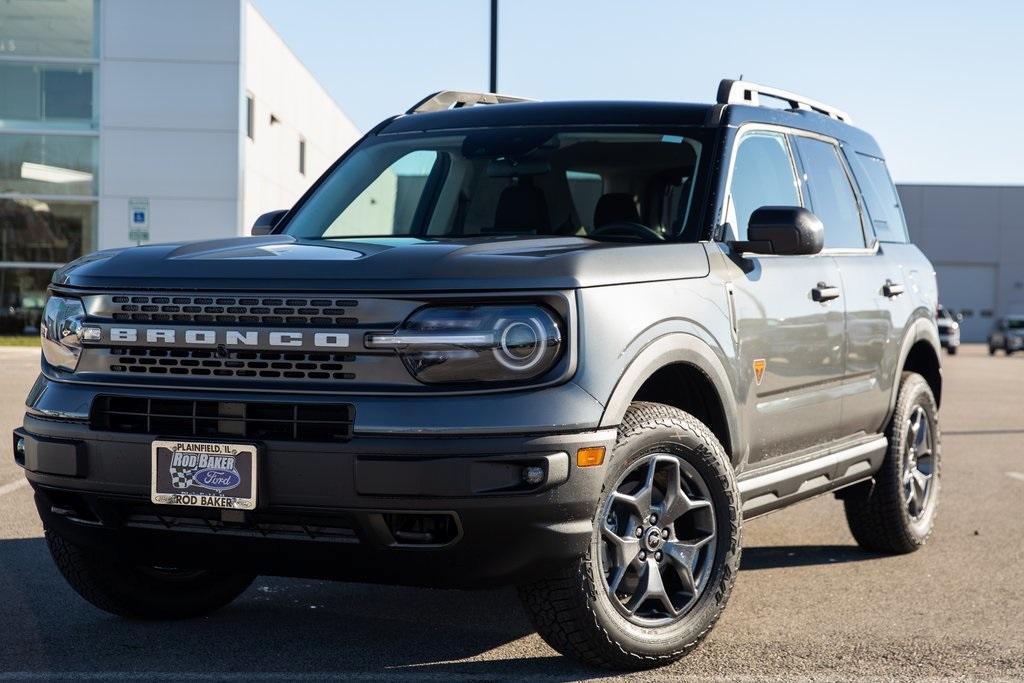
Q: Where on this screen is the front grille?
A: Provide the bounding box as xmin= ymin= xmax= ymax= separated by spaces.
xmin=106 ymin=348 xmax=356 ymax=381
xmin=108 ymin=294 xmax=358 ymax=327
xmin=91 ymin=396 xmax=354 ymax=442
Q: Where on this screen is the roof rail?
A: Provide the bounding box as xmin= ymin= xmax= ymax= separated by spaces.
xmin=717 ymin=79 xmax=852 ymax=123
xmin=406 ymin=90 xmax=536 ymax=115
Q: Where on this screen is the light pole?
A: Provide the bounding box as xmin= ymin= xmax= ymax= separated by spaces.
xmin=489 ymin=0 xmax=498 ymax=92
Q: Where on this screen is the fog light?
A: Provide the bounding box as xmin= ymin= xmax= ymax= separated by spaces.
xmin=522 ymin=465 xmax=545 ymax=485
xmin=577 ymin=446 xmax=606 ymax=468
xmin=15 ymin=437 xmax=26 ymax=457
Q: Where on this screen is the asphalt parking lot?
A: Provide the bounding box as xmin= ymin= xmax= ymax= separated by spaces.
xmin=0 ymin=344 xmax=1022 ymax=682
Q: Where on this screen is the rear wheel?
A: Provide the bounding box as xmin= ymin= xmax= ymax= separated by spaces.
xmin=989 ymin=345 xmax=997 ymax=356
xmin=844 ymin=372 xmax=940 ymax=554
xmin=46 ymin=527 xmax=255 ymax=619
xmin=519 ymin=402 xmax=740 ymax=670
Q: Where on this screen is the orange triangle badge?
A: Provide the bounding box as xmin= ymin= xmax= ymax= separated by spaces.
xmin=753 ymin=359 xmax=766 ymax=386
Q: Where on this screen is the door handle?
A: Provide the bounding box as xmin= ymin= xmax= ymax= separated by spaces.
xmin=883 ymin=280 xmax=905 ymax=298
xmin=811 ymin=283 xmax=841 ymax=302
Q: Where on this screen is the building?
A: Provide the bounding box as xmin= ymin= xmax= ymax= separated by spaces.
xmin=899 ymin=184 xmax=1024 ymax=342
xmin=0 ymin=0 xmax=359 ymax=333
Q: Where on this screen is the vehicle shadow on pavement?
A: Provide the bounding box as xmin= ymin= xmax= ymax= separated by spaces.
xmin=741 ymin=544 xmax=881 ymax=571
xmin=0 ymin=537 xmax=602 ymax=680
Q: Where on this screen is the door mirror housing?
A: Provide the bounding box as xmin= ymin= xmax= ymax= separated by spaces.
xmin=731 ymin=206 xmax=824 ymax=256
xmin=251 ymin=209 xmax=288 ymax=236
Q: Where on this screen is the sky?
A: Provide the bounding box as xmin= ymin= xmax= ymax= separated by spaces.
xmin=252 ymin=0 xmax=1024 ymax=185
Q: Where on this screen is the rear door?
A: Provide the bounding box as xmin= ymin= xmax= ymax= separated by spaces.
xmin=790 ymin=135 xmax=899 ymax=440
xmin=722 ymin=128 xmax=845 ymax=466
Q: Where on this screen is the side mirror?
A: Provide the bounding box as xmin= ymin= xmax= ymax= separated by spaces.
xmin=732 ymin=206 xmax=824 ymax=256
xmin=251 ymin=209 xmax=287 ymax=236
xmin=955 ymin=312 xmax=964 ymax=323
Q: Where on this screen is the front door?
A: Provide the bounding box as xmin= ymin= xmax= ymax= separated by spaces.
xmin=722 ymin=129 xmax=845 ymax=467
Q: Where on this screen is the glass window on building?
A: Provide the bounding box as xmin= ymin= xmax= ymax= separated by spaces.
xmin=0 ymin=0 xmax=98 ymax=334
xmin=0 ymin=63 xmax=97 ymax=130
xmin=0 ymin=268 xmax=55 ymax=334
xmin=0 ymin=0 xmax=98 ymax=59
xmin=0 ymin=134 xmax=97 ymax=196
xmin=0 ymin=200 xmax=94 ymax=333
xmin=0 ymin=198 xmax=95 ymax=262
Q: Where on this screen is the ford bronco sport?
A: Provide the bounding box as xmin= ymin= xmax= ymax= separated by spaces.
xmin=15 ymin=80 xmax=942 ymax=670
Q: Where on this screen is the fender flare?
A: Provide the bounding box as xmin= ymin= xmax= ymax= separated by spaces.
xmin=886 ymin=314 xmax=943 ymax=422
xmin=598 ymin=332 xmax=743 ymax=465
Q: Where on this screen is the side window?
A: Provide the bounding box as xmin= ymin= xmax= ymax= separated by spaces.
xmin=728 ymin=132 xmax=800 ymax=240
xmin=792 ymin=137 xmax=867 ymax=249
xmin=850 ymin=153 xmax=910 ymax=243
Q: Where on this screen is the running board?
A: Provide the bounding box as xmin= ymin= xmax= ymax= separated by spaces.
xmin=737 ymin=436 xmax=887 ymax=518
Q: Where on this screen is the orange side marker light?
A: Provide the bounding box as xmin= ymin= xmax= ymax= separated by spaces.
xmin=576 ymin=446 xmax=606 ymax=468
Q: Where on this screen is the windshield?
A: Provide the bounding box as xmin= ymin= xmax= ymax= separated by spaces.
xmin=284 ymin=127 xmax=707 ymax=242
xmin=1006 ymin=318 xmax=1024 ymax=330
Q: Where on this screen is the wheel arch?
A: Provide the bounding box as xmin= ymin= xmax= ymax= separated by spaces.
xmin=599 ymin=333 xmax=741 ymax=466
xmin=891 ymin=316 xmax=943 ymax=417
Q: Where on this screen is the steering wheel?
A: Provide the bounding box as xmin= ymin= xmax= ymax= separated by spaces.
xmin=589 ymin=221 xmax=665 ymax=242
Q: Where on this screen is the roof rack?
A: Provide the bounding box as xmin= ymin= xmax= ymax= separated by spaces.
xmin=406 ymin=90 xmax=536 ymax=115
xmin=716 ymin=79 xmax=851 ymax=123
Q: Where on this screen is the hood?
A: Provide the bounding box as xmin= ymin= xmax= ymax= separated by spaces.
xmin=53 ymin=235 xmax=710 ymax=292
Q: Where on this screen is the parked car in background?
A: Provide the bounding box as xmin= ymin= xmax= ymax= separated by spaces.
xmin=988 ymin=315 xmax=1024 ymax=355
xmin=936 ymin=306 xmax=961 ymax=355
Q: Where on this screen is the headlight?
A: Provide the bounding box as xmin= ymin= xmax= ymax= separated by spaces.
xmin=366 ymin=304 xmax=564 ymax=384
xmin=41 ymin=296 xmax=87 ymax=371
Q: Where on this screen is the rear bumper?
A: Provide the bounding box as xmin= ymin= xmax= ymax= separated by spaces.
xmin=15 ymin=414 xmax=614 ymax=588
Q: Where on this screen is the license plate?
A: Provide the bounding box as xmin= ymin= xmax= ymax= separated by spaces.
xmin=151 ymin=440 xmax=257 ymax=510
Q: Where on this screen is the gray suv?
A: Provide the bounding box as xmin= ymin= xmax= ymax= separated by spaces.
xmin=15 ymin=81 xmax=942 ymax=670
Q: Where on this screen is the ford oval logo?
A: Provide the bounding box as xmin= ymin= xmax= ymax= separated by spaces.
xmin=192 ymin=467 xmax=241 ymax=492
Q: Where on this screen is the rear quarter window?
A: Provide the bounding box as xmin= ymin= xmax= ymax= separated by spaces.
xmin=849 ymin=152 xmax=910 ymax=243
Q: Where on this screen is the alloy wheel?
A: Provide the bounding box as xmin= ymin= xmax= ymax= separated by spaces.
xmin=903 ymin=405 xmax=936 ymax=521
xmin=599 ymin=453 xmax=717 ymax=626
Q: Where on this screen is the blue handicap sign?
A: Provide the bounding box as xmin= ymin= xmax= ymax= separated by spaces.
xmin=133 ymin=211 xmax=146 ymax=224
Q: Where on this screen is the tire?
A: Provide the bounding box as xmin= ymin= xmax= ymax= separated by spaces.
xmin=989 ymin=345 xmax=996 ymax=356
xmin=45 ymin=527 xmax=255 ymax=619
xmin=1008 ymin=347 xmax=1016 ymax=356
xmin=518 ymin=402 xmax=741 ymax=670
xmin=946 ymin=346 xmax=957 ymax=356
xmin=844 ymin=372 xmax=940 ymax=554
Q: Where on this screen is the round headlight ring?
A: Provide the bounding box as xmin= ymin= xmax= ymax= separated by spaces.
xmin=494 ymin=316 xmax=547 ymax=372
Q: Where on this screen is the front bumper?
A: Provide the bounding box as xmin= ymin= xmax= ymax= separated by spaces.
xmin=15 ymin=384 xmax=616 ymax=588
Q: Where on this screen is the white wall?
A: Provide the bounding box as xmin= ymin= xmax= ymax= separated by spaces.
xmin=97 ymin=0 xmax=244 ymax=249
xmin=900 ymin=184 xmax=1024 ymax=341
xmin=242 ymin=3 xmax=360 ymax=234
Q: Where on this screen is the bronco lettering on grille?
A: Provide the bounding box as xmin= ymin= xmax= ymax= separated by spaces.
xmin=101 ymin=327 xmax=351 ymax=349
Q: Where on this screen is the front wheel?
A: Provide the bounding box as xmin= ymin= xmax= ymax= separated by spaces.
xmin=46 ymin=528 xmax=255 ymax=619
xmin=844 ymin=372 xmax=940 ymax=554
xmin=518 ymin=402 xmax=741 ymax=670
xmin=946 ymin=346 xmax=958 ymax=356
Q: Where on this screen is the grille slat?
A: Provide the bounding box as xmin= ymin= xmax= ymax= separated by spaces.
xmin=103 ymin=295 xmax=359 ymax=327
xmin=107 ymin=348 xmax=356 ymax=381
xmin=91 ymin=396 xmax=354 ymax=442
